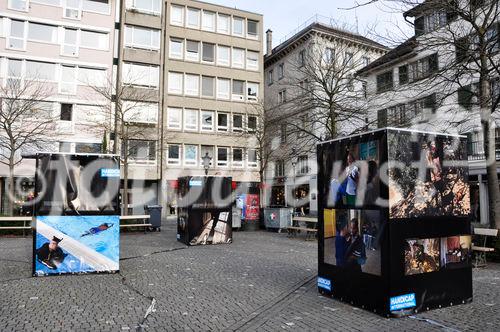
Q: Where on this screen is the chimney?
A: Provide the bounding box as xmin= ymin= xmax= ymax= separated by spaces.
xmin=266 ymin=29 xmax=273 ymax=55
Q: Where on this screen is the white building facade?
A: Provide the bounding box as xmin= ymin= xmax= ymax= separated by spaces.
xmin=358 ymin=0 xmax=500 ymax=225
xmin=264 ymin=19 xmax=388 ymax=215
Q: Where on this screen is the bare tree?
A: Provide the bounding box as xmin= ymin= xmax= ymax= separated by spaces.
xmin=350 ymin=0 xmax=500 ymax=228
xmin=88 ymin=74 xmax=159 ymax=215
xmin=239 ymin=102 xmax=283 ymax=204
xmin=0 ymin=79 xmax=56 ymax=215
xmin=266 ymin=35 xmax=384 ymax=157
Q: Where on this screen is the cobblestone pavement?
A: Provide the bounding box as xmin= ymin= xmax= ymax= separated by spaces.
xmin=0 ymin=225 xmax=499 ymax=331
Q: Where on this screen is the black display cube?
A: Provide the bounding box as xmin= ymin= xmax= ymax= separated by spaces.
xmin=177 ymin=176 xmax=233 ymax=246
xmin=317 ymin=128 xmax=472 ymax=317
xmin=31 ymin=153 xmax=120 ymax=277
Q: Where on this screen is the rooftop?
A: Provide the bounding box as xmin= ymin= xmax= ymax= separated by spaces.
xmin=190 ymin=0 xmax=263 ymax=17
xmin=266 ymin=14 xmax=389 ymax=63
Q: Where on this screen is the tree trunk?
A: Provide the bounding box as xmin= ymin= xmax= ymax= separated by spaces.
xmin=479 ymin=51 xmax=500 ymax=229
xmin=8 ymin=158 xmax=15 ymax=216
xmin=123 ymin=156 xmax=129 ymax=216
xmin=483 ymin=121 xmax=500 ymax=229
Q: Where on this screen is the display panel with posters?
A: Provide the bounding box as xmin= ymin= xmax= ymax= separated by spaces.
xmin=317 ymin=128 xmax=472 ymax=317
xmin=323 ymin=209 xmax=384 ymax=276
xmin=404 ymin=235 xmax=472 ymax=275
xmin=32 ymin=153 xmax=120 ymax=277
xmin=177 ymin=176 xmax=233 ymax=246
xmin=324 ymin=136 xmax=382 ymax=209
xmin=387 ymin=131 xmax=470 ymax=219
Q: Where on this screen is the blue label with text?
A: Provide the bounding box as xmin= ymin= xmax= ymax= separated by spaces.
xmin=390 ymin=293 xmax=416 ymax=311
xmin=100 ymin=168 xmax=120 ymax=178
xmin=317 ymin=277 xmax=332 ymax=291
xmin=189 ymin=180 xmax=203 ymax=187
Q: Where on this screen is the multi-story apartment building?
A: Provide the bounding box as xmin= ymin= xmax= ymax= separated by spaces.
xmin=0 ymin=0 xmax=116 ymax=213
xmin=162 ymin=0 xmax=264 ymax=210
xmin=116 ymin=0 xmax=165 ymax=213
xmin=264 ymin=17 xmax=387 ymax=214
xmin=358 ymin=0 xmax=500 ymax=226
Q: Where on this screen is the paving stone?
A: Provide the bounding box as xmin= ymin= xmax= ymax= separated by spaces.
xmin=0 ymin=225 xmax=498 ymax=331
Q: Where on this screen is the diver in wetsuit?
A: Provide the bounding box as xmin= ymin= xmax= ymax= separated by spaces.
xmin=81 ymin=223 xmax=113 ymax=237
xmin=36 ymin=236 xmax=66 ymax=269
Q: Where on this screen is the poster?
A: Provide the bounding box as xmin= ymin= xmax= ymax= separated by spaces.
xmin=245 ymin=194 xmax=260 ymax=221
xmin=34 ymin=215 xmax=119 ymax=276
xmin=404 ymin=238 xmax=440 ymax=275
xmin=325 ymin=139 xmax=380 ymax=208
xmin=404 ymin=235 xmax=471 ymax=276
xmin=36 ymin=154 xmax=120 ymax=215
xmin=440 ymin=236 xmax=472 ymax=269
xmin=323 ymin=209 xmax=383 ymax=275
xmin=186 ymin=210 xmax=232 ymax=245
xmin=388 ymin=132 xmax=470 ymax=219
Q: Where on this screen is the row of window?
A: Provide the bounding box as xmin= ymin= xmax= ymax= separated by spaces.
xmin=0 ymin=17 xmax=109 ymax=55
xmin=267 ymin=49 xmax=370 ymax=86
xmin=273 ymin=156 xmax=310 ymax=177
xmin=167 ymin=144 xmax=258 ymax=168
xmin=166 ymin=108 xmax=257 ymax=133
xmin=457 ymin=79 xmax=500 ymax=110
xmin=29 ymin=99 xmax=157 ymax=125
xmin=2 ymin=57 xmax=107 ymax=93
xmin=8 ymin=0 xmax=111 ymax=17
xmin=414 ymin=10 xmax=449 ymax=36
xmin=377 ymin=94 xmax=437 ymax=127
xmin=122 ymin=62 xmax=159 ymax=89
xmin=455 ymin=23 xmax=500 ymax=62
xmin=59 ymin=141 xmax=103 ymax=154
xmin=123 ymin=101 xmax=158 ymax=124
xmin=167 ymin=72 xmax=259 ymax=101
xmin=170 ymin=4 xmax=259 ymax=40
xmin=126 ymin=0 xmax=161 ymax=16
xmin=169 ymin=38 xmax=259 ymax=71
xmin=376 ymin=53 xmax=438 ymax=93
xmin=125 ymin=25 xmax=161 ymax=51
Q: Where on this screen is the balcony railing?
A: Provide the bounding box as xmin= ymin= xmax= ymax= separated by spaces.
xmin=467 ymin=140 xmax=500 ymax=161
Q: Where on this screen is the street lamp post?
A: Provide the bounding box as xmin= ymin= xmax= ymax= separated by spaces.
xmin=202 ymin=152 xmax=212 ymax=176
xmin=291 ymin=161 xmax=297 ymax=209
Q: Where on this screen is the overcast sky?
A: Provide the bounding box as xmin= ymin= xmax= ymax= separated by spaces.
xmin=206 ymin=0 xmax=414 ymax=48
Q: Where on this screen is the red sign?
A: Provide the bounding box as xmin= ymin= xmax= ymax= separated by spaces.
xmin=245 ymin=194 xmax=260 ymax=221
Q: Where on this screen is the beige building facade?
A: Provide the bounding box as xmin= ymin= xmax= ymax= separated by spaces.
xmin=162 ymin=0 xmax=264 ymax=208
xmin=116 ymin=0 xmax=165 ymax=213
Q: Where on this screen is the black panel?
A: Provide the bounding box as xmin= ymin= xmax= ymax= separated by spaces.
xmin=317 ymin=129 xmax=472 ymax=317
xmin=177 ymin=177 xmax=233 ymax=246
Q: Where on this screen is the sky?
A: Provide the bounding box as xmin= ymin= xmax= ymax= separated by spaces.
xmin=205 ymin=0 xmax=415 ymax=48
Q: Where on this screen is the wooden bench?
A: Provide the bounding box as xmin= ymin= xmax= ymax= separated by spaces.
xmin=119 ymin=215 xmax=152 ymax=232
xmin=0 ymin=217 xmax=32 ymax=236
xmin=0 ymin=215 xmax=153 ymax=235
xmin=472 ymin=228 xmax=498 ymax=267
xmin=288 ymin=217 xmax=318 ymax=241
